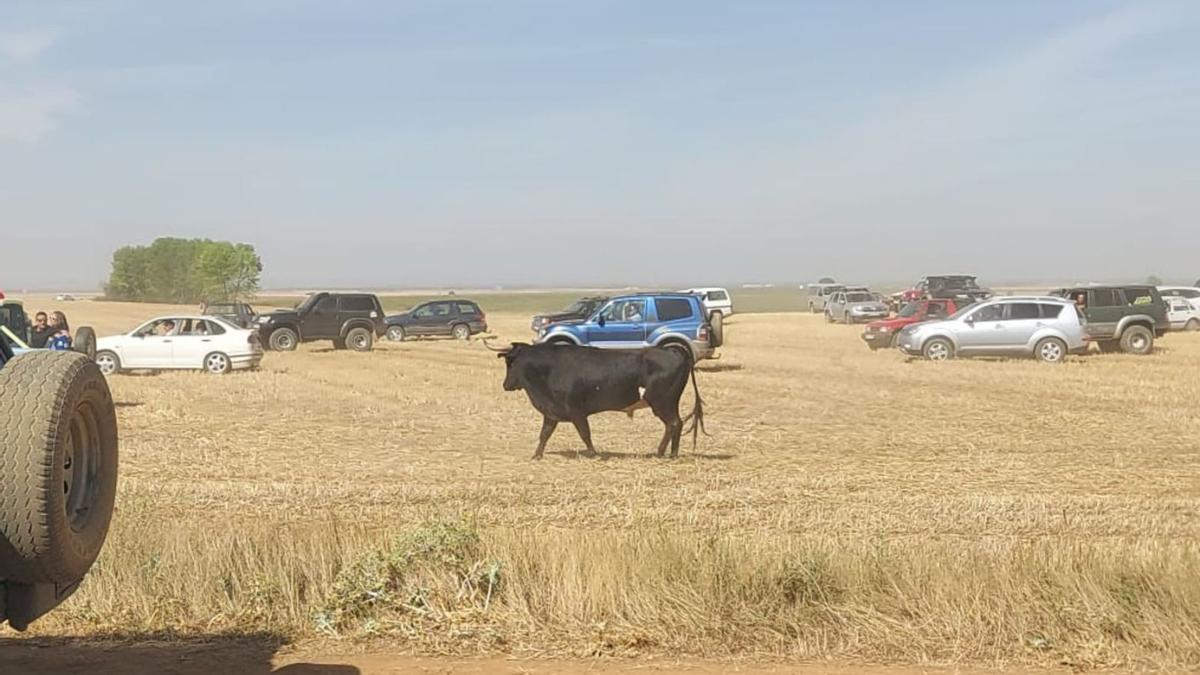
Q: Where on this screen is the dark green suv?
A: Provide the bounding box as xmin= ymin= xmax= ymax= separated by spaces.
xmin=1050 ymin=285 xmax=1169 ymax=354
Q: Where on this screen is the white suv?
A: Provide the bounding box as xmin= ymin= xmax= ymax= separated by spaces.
xmin=895 ymin=296 xmax=1085 ymax=363
xmin=680 ymin=287 xmax=732 ymax=318
xmin=1158 ymin=286 xmax=1200 ymax=311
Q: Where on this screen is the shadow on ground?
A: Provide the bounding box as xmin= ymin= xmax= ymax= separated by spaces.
xmin=0 ymin=632 xmax=358 ymax=675
xmin=545 ymin=449 xmax=734 ymax=461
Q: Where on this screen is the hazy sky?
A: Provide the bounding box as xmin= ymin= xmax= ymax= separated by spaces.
xmin=2 ymin=1 xmax=1199 ymax=290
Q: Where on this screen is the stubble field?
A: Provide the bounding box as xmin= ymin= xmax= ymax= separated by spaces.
xmin=10 ymin=297 xmax=1200 ymax=670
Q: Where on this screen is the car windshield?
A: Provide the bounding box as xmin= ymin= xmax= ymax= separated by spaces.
xmin=208 ymin=304 xmax=234 ymax=314
xmin=846 ymin=293 xmax=872 ymax=303
xmin=947 ymin=302 xmax=981 ymax=320
xmin=562 ymin=300 xmax=589 ymax=313
xmin=898 ymin=302 xmax=923 ymax=318
xmin=295 ymin=294 xmax=320 ymax=312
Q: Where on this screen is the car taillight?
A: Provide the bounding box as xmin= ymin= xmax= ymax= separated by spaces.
xmin=698 ymin=325 xmax=710 ymax=342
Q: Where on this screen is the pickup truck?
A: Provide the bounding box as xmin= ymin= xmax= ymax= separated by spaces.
xmin=0 ymin=334 xmax=119 ymax=630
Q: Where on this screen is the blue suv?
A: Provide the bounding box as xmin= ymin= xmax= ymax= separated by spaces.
xmin=536 ymin=293 xmax=720 ymax=360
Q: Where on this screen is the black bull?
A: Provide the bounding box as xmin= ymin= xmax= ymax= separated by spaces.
xmin=492 ymin=342 xmax=706 ymax=459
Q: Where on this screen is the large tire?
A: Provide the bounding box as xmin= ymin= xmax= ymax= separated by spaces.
xmin=1034 ymin=337 xmax=1067 ymax=363
xmin=1186 ymin=318 xmax=1200 ymax=332
xmin=269 ymin=328 xmax=299 ymax=351
xmin=345 ymin=327 xmax=373 ymax=352
xmin=922 ymin=337 xmax=954 ymax=361
xmin=72 ymin=327 xmax=96 ymax=361
xmin=708 ymin=312 xmax=724 ymax=348
xmin=451 ymin=323 xmax=471 ymax=340
xmin=0 ymin=351 xmax=118 ymax=584
xmin=1119 ymin=325 xmax=1153 ymax=355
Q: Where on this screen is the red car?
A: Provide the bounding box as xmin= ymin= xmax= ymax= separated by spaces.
xmin=861 ymin=298 xmax=960 ymax=351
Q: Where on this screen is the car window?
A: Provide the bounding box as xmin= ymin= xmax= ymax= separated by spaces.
xmin=1008 ymin=303 xmax=1040 ymax=320
xmin=600 ymin=299 xmax=646 ymax=322
xmin=1181 ymin=289 xmax=1200 ymax=299
xmin=456 ymin=303 xmax=479 ymax=315
xmin=312 ymin=295 xmax=337 ymax=314
xmin=339 ymin=295 xmax=375 ymax=312
xmin=656 ymin=298 xmax=693 ymax=322
xmin=1122 ymin=289 xmax=1154 ymax=306
xmin=433 ymin=302 xmax=453 ymax=316
xmin=1089 ymin=289 xmax=1121 ymax=307
xmin=413 ymin=304 xmax=435 ymax=318
xmin=969 ymin=304 xmax=1004 ymax=322
xmin=707 ymin=290 xmax=728 ymax=302
xmin=926 ymin=302 xmax=950 ymax=319
xmin=204 ymin=319 xmax=226 ymax=335
xmin=1039 ymin=304 xmax=1065 ymax=319
xmin=846 ymin=293 xmax=872 ymax=303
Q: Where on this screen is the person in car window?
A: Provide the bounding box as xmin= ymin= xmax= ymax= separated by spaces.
xmin=1074 ymin=293 xmax=1087 ymax=311
xmin=45 ymin=311 xmax=72 ymax=351
xmin=29 ymin=311 xmax=53 ymax=348
xmin=623 ymin=302 xmax=643 ymax=322
xmin=156 ymin=320 xmax=177 ymax=336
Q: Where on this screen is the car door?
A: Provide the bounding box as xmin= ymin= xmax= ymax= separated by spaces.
xmin=956 ymin=303 xmax=1006 ymax=352
xmin=1084 ymin=288 xmax=1122 ymax=339
xmin=826 ymin=292 xmax=843 ymax=316
xmin=997 ymin=302 xmax=1043 ymax=352
xmin=305 ymin=294 xmax=340 ymax=338
xmin=126 ymin=318 xmax=179 ymax=368
xmin=170 ymin=319 xmax=223 ymax=368
xmin=423 ymin=302 xmax=455 ymax=336
xmin=587 ymin=298 xmax=648 ymax=347
xmin=408 ymin=303 xmax=436 ymax=335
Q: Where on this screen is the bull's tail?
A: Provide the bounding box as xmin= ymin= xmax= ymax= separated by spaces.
xmin=680 ymin=352 xmax=709 ymax=449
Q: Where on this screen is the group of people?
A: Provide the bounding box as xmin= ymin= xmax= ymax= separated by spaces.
xmin=28 ymin=310 xmax=73 ymax=350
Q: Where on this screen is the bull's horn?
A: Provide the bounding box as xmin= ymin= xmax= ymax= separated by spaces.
xmin=481 ymin=337 xmax=509 ymax=352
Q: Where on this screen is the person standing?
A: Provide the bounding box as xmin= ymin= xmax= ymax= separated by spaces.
xmin=45 ymin=311 xmax=73 ymax=351
xmin=29 ymin=311 xmax=54 ymax=348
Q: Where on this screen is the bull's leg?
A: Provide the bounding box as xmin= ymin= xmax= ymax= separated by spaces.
xmin=533 ymin=416 xmax=558 ymax=460
xmin=651 ymin=404 xmax=684 ymax=458
xmin=572 ymin=416 xmax=597 ymax=456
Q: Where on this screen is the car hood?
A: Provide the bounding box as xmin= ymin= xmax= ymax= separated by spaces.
xmin=386 ymin=312 xmax=414 ymax=324
xmin=866 ymin=316 xmax=919 ymax=330
xmin=261 ymin=309 xmax=299 ymax=321
xmin=534 ymin=311 xmax=583 ymax=322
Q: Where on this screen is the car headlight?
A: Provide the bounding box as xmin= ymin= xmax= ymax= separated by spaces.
xmin=257 ymin=316 xmax=270 ymax=324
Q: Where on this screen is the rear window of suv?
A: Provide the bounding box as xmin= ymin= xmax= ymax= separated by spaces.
xmin=656 ymin=298 xmax=694 ymax=322
xmin=457 ymin=303 xmax=479 ymax=315
xmin=340 ymin=295 xmax=376 ymax=312
xmin=1122 ymin=289 xmax=1154 ymax=305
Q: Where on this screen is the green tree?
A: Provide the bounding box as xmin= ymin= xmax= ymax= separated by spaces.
xmin=104 ymin=237 xmax=263 ymax=303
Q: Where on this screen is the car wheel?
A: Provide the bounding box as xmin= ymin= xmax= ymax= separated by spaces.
xmin=386 ymin=326 xmax=405 ymax=342
xmin=204 ymin=352 xmax=231 ymax=374
xmin=452 ymin=323 xmax=471 ymax=340
xmin=708 ymin=311 xmax=724 ymax=348
xmin=0 ymin=351 xmax=118 ymax=584
xmin=269 ymin=328 xmax=298 ymax=351
xmin=346 ymin=327 xmax=373 ymax=352
xmin=73 ymin=326 xmax=97 ymax=361
xmin=94 ymin=350 xmax=121 ymax=376
xmin=1034 ymin=337 xmax=1067 ymax=363
xmin=923 ymin=337 xmax=953 ymax=361
xmin=1186 ymin=318 xmax=1200 ymax=332
xmin=1119 ymin=325 xmax=1153 ymax=355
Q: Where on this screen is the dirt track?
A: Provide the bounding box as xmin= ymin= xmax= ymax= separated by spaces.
xmin=0 ymin=637 xmax=1056 ymax=674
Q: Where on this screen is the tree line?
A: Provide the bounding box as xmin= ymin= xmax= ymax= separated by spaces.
xmin=104 ymin=237 xmax=263 ymax=303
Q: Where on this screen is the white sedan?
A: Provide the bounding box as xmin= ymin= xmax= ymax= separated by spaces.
xmin=95 ymin=315 xmax=264 ymax=375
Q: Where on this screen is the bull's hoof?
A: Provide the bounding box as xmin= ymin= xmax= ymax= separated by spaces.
xmin=531 ymin=453 xmax=544 ymax=461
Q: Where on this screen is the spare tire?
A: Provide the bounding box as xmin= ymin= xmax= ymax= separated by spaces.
xmin=73 ymin=326 xmax=97 ymax=361
xmin=708 ymin=312 xmax=724 ymax=348
xmin=0 ymin=351 xmax=119 ymax=584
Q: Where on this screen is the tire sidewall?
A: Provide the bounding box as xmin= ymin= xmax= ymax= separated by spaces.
xmin=1035 ymin=337 xmax=1066 ymax=363
xmin=347 ymin=327 xmax=373 ymax=351
xmin=1120 ymin=326 xmax=1153 ymax=355
xmin=386 ymin=326 xmax=405 ymax=342
xmin=270 ymin=328 xmax=298 ymax=351
xmin=452 ymin=324 xmax=470 ymax=340
xmin=95 ymin=350 xmax=121 ymax=376
xmin=924 ymin=338 xmax=953 ymax=361
xmin=205 ymin=352 xmax=231 ymax=374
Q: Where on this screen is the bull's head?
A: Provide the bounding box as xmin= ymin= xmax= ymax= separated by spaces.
xmin=484 ymin=339 xmax=531 ymax=391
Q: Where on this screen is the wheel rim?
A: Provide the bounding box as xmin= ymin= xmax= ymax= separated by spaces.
xmin=927 ymin=341 xmax=949 ymax=361
xmin=64 ymin=401 xmax=101 ymax=532
xmin=275 ymin=333 xmax=294 ymax=349
xmin=454 ymin=325 xmax=469 ymax=339
xmin=96 ymin=354 xmax=117 ymax=375
xmin=206 ymin=354 xmax=229 ymax=373
xmin=1131 ymin=334 xmax=1148 ymax=351
xmin=1040 ymin=341 xmax=1063 ymax=362
xmin=387 ymin=327 xmax=403 ymax=341
xmin=352 ymin=333 xmax=369 ymax=349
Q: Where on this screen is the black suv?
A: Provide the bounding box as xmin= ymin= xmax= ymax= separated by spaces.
xmin=530 ymin=296 xmax=608 ymax=333
xmin=258 ymin=292 xmax=386 ymax=352
xmin=385 ymin=300 xmax=488 ymax=341
xmin=204 ymin=302 xmax=258 ymax=329
xmin=1050 ymin=285 xmax=1169 ymax=354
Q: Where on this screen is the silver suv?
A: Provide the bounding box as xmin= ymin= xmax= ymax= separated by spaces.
xmin=895 ymin=296 xmax=1085 ymax=363
xmin=825 ymin=289 xmax=890 ymax=324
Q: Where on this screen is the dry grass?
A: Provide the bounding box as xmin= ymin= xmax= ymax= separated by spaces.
xmin=10 ymin=298 xmax=1200 ymax=669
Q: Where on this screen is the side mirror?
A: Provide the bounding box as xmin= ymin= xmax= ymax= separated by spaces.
xmin=964 ymin=316 xmax=975 ymax=326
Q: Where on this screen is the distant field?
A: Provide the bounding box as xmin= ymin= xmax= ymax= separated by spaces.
xmin=255 ymin=286 xmax=813 ymax=315
xmin=12 ymin=298 xmax=1199 ymax=670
